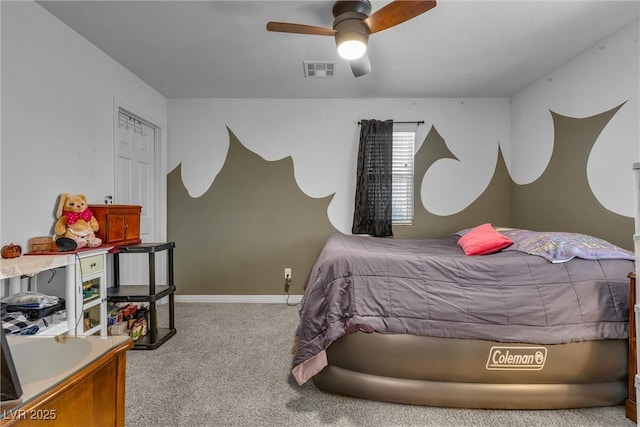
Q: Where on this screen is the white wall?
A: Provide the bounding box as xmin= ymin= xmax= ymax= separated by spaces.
xmin=168 ymin=98 xmax=510 ymax=233
xmin=510 ymin=20 xmax=639 ymax=218
xmin=0 ymin=1 xmax=168 ymax=249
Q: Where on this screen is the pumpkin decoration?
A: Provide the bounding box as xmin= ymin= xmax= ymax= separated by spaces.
xmin=1 ymin=243 xmax=22 ymax=259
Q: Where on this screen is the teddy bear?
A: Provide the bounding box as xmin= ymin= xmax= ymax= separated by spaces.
xmin=54 ymin=193 xmax=102 ymax=249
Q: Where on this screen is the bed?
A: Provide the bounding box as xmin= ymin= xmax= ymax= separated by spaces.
xmin=291 ymin=226 xmax=635 ymax=409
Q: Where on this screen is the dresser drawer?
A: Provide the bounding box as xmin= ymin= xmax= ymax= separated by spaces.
xmin=80 ymin=254 xmax=104 ymax=275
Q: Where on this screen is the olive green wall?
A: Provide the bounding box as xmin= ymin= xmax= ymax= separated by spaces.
xmin=510 ymin=104 xmax=634 ymax=250
xmin=168 ymin=110 xmax=633 ymax=295
xmin=394 ymin=126 xmax=511 ymax=239
xmin=168 ymin=129 xmax=338 ymax=295
xmin=168 ymin=125 xmax=512 ymax=296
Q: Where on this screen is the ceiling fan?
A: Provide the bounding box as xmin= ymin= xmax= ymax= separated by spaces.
xmin=266 ymin=0 xmax=437 ymax=77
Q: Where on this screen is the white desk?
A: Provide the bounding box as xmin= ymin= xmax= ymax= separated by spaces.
xmin=0 ymin=248 xmax=110 ymax=336
xmin=0 ymin=254 xmax=72 ymax=290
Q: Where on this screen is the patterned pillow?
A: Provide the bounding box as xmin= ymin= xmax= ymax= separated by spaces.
xmin=457 ymin=223 xmax=514 ymax=256
xmin=502 ymin=230 xmax=634 ymax=263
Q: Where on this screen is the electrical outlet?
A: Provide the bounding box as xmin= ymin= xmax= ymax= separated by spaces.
xmin=284 ymin=268 xmax=292 ymax=279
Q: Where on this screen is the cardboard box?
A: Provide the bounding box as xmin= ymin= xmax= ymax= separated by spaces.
xmin=108 ymin=321 xmax=128 ymax=336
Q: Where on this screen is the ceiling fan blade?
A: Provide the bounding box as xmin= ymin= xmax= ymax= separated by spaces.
xmin=266 ymin=22 xmax=336 ymax=36
xmin=350 ymin=54 xmax=371 ymax=78
xmin=364 ymin=1 xmax=437 ymax=34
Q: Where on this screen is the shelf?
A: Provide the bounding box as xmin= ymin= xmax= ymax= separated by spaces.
xmin=107 ymin=285 xmax=175 ymax=302
xmin=117 ymin=242 xmax=175 ymax=254
xmin=82 ymin=325 xmax=102 ymax=336
xmin=109 ymin=241 xmax=176 ymax=350
xmin=83 ymin=293 xmax=100 ymax=303
xmin=83 ymin=324 xmax=103 ymax=336
xmin=83 ymin=296 xmax=102 ymax=309
xmin=131 ymin=327 xmax=176 ymax=350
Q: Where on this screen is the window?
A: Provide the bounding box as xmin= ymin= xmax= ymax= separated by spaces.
xmin=392 ymin=131 xmax=415 ymax=225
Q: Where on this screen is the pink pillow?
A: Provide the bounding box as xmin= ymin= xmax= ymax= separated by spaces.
xmin=457 ymin=223 xmax=513 ymax=256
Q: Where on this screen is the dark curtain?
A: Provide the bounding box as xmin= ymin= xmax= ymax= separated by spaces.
xmin=352 ymin=119 xmax=394 ymax=237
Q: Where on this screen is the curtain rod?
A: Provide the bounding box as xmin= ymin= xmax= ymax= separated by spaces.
xmin=357 ymin=120 xmax=424 ymax=126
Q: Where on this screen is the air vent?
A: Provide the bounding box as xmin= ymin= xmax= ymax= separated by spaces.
xmin=304 ymin=61 xmax=336 ymax=78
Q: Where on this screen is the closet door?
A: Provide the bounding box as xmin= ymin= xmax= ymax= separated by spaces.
xmin=115 ymin=110 xmax=157 ymax=284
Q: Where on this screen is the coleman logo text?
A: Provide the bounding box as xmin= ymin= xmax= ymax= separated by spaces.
xmin=486 ymin=346 xmax=547 ymax=370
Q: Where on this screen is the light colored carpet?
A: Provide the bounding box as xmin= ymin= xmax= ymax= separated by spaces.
xmin=125 ymin=303 xmax=636 ymax=427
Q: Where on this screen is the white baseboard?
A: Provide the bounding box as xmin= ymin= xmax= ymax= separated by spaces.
xmin=175 ymin=294 xmax=303 ymax=304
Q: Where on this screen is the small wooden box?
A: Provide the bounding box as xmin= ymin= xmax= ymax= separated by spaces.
xmin=28 ymin=236 xmax=57 ymax=252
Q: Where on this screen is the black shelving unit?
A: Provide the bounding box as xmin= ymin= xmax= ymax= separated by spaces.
xmin=108 ymin=242 xmax=176 ymax=349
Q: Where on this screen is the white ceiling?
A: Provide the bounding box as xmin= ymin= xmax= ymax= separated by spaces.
xmin=37 ymin=0 xmax=640 ymax=99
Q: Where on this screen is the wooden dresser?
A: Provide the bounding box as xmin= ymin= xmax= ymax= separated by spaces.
xmin=627 ymin=272 xmax=637 ymax=422
xmin=89 ymin=204 xmax=141 ymax=246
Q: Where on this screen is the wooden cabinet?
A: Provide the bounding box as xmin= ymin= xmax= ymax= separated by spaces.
xmin=1 ymin=336 xmax=132 ymax=426
xmin=89 ymin=205 xmax=141 ymax=246
xmin=627 ymin=272 xmax=637 ymax=422
xmin=77 ymin=253 xmax=107 ymax=337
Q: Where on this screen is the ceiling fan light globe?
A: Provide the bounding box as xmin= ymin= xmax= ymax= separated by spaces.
xmin=337 ymin=40 xmax=367 ymax=60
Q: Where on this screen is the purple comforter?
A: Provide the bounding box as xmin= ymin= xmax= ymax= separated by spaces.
xmin=292 ymin=233 xmax=634 ymax=385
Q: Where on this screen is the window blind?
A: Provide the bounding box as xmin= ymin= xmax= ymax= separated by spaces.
xmin=392 ymin=131 xmax=415 ymax=225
